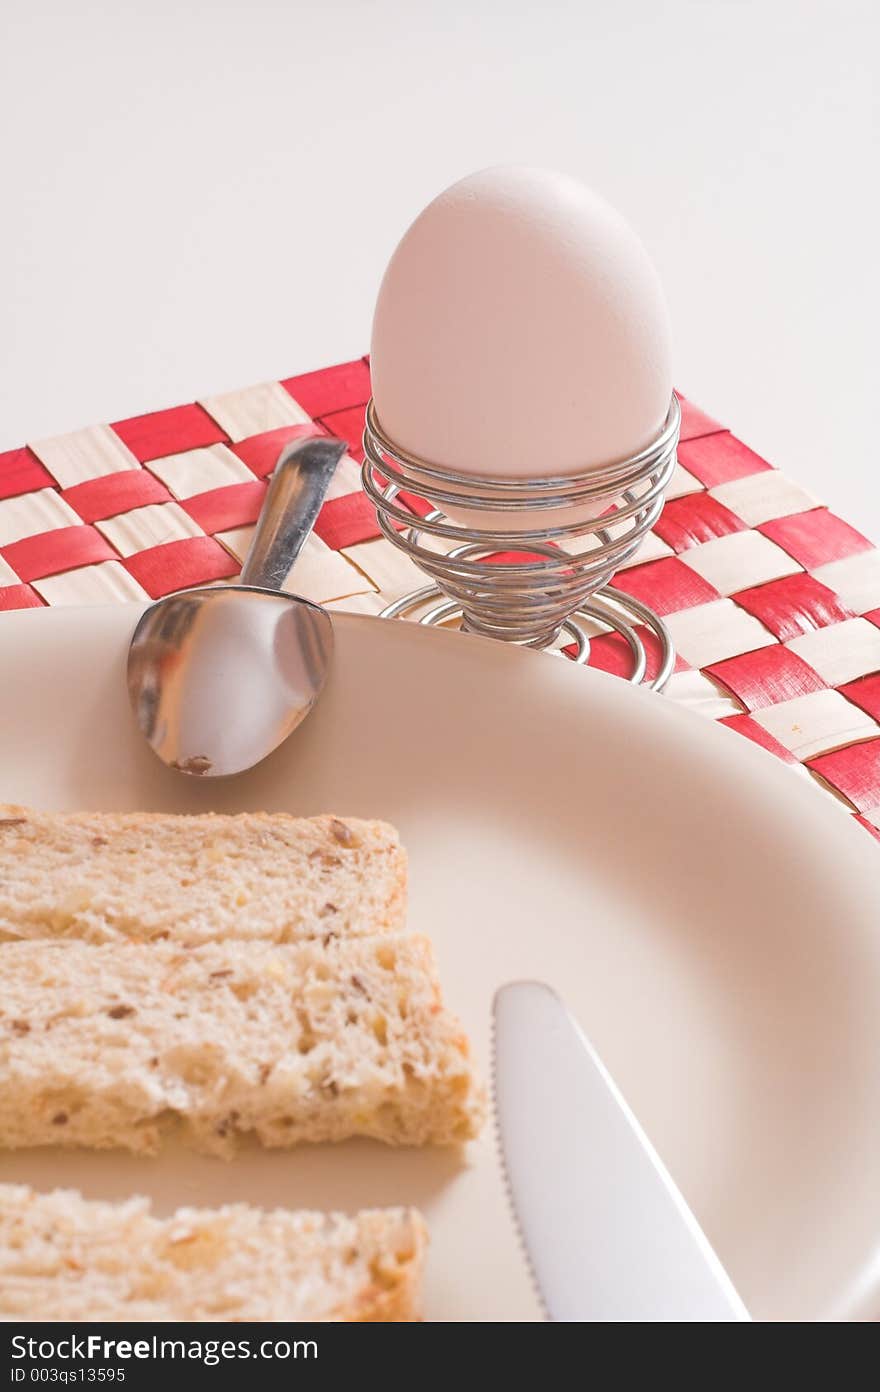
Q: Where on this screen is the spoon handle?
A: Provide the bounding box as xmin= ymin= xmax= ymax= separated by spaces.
xmin=240 ymin=435 xmax=348 ymax=591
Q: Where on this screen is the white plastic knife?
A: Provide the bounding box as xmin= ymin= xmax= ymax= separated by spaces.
xmin=493 ymin=981 xmax=750 ymax=1322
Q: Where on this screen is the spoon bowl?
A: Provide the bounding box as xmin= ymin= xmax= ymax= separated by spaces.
xmin=126 ymin=435 xmax=346 ymax=776
xmin=127 ymin=585 xmax=333 ymax=776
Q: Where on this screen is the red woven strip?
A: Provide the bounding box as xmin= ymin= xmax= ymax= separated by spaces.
xmin=719 ymin=713 xmax=797 ymax=763
xmin=731 ymin=573 xmax=853 ymax=642
xmin=758 ymin=509 xmax=873 ymax=569
xmin=317 ymin=404 xmax=367 ymax=463
xmin=112 ymin=404 xmax=228 ymax=462
xmin=181 ymin=480 xmax=267 ymax=535
xmin=397 ymin=489 xmax=433 ymax=517
xmin=281 ymin=359 xmax=372 ymax=417
xmin=706 ymin=647 xmax=825 ymax=711
xmin=122 ymin=537 xmax=238 ymax=599
xmin=573 ymin=627 xmax=690 ymax=680
xmin=610 ymin=556 xmax=720 ymax=616
xmin=230 ymin=424 xmax=323 ymax=478
xmin=0 ymin=446 xmax=54 ymax=502
xmin=675 ymin=394 xmax=725 ymax=442
xmin=837 ymin=675 xmax=880 ymax=722
xmin=677 ymin=432 xmax=772 ymax=488
xmin=807 ymin=742 xmax=880 ymax=813
xmin=854 ymin=815 xmax=880 ymax=843
xmin=61 ymin=470 xmax=172 ymax=523
xmin=0 ymin=526 xmax=116 ymax=583
xmin=313 ymin=492 xmax=384 ymax=550
xmin=652 ymin=493 xmax=747 ymax=551
xmin=0 ymin=583 xmax=44 ymax=611
xmin=866 ymin=608 xmax=880 ymax=632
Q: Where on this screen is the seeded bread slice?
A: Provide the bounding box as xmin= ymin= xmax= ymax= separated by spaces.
xmin=0 ymin=1185 xmax=427 ymax=1321
xmin=0 ymin=807 xmax=406 ymax=946
xmin=0 ymin=936 xmax=484 ymax=1156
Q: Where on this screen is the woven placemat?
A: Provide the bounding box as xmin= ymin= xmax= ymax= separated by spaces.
xmin=2 ymin=358 xmax=880 ymax=841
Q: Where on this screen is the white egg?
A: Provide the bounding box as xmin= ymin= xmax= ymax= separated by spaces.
xmin=371 ymin=166 xmax=673 ymax=493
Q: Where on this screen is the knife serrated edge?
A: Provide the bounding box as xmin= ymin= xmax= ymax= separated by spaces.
xmin=491 ymin=982 xmax=751 ymax=1323
xmin=491 ymin=989 xmax=552 ymax=1321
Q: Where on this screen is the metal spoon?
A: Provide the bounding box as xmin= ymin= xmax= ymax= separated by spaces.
xmin=126 ymin=434 xmax=347 ymax=776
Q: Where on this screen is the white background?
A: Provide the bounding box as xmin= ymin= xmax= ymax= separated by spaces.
xmin=2 ymin=0 xmax=878 ymax=536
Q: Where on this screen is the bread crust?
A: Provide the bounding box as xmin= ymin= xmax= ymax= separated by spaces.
xmin=0 ymin=807 xmax=407 ymax=947
xmin=0 ymin=1185 xmax=428 ymax=1321
xmin=0 ymin=936 xmax=485 ymax=1155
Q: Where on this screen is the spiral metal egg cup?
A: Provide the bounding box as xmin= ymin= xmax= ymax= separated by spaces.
xmin=361 ymin=395 xmax=681 ymax=690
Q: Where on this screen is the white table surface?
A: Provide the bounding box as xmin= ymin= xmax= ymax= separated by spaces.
xmin=2 ymin=1 xmax=877 ymax=538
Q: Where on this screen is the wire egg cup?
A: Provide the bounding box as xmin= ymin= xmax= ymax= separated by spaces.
xmin=361 ymin=395 xmax=680 ymax=690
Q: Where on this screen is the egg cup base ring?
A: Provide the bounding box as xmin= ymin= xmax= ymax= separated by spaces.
xmin=378 ymin=582 xmax=674 ymax=692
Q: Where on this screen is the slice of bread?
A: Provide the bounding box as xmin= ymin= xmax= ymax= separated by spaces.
xmin=0 ymin=936 xmax=484 ymax=1155
xmin=0 ymin=807 xmax=406 ymax=946
xmin=0 ymin=1184 xmax=427 ymax=1321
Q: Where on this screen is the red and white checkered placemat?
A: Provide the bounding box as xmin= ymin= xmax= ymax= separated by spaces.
xmin=2 ymin=358 xmax=880 ymax=841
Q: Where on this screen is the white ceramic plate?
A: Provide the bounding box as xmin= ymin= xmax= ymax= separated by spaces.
xmin=1 ymin=605 xmax=880 ymax=1322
